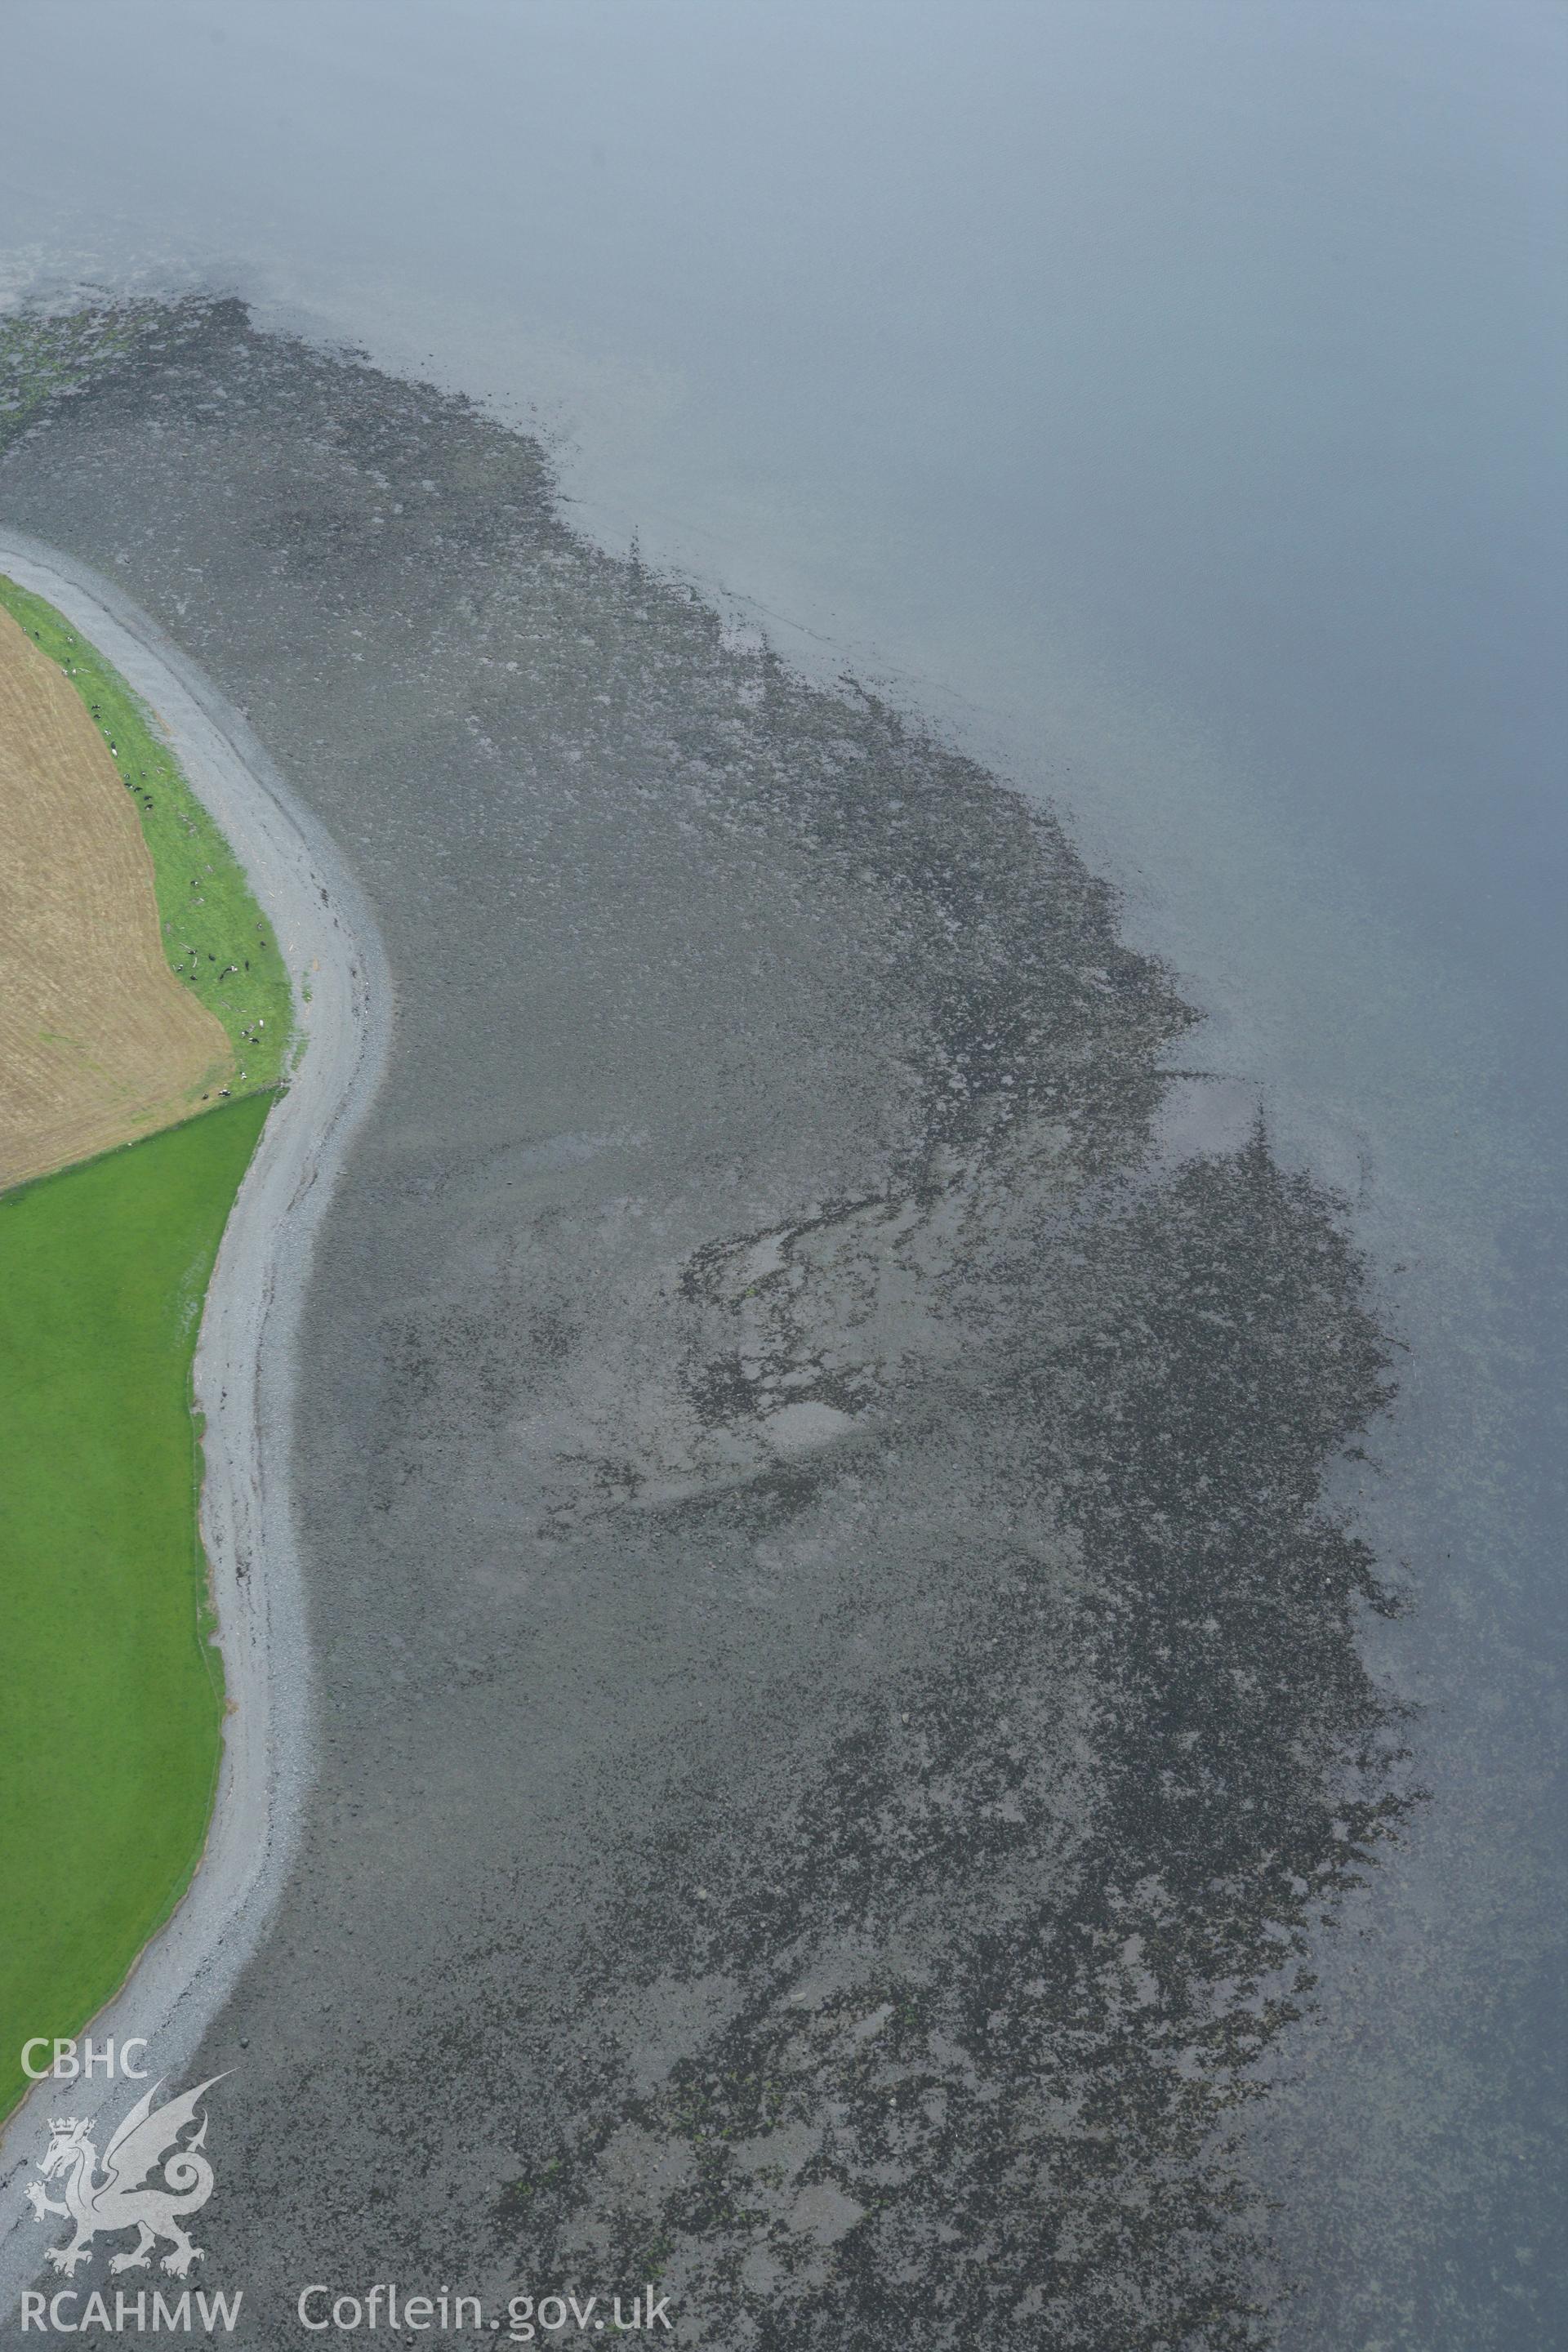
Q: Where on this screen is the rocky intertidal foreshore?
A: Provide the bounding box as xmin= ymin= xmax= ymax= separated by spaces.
xmin=0 ymin=298 xmax=1411 ymax=2348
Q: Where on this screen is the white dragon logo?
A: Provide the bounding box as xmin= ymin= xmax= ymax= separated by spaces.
xmin=24 ymin=2078 xmax=225 ymax=2278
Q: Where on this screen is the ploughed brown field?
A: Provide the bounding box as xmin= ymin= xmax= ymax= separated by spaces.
xmin=0 ymin=602 xmax=230 ymax=1188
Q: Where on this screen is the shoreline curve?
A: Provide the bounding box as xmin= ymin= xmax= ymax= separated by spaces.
xmin=0 ymin=532 xmax=391 ymax=2313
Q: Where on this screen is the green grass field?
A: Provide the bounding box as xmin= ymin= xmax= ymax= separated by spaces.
xmin=0 ymin=586 xmax=294 ymax=2115
xmin=0 ymin=1095 xmax=274 ymax=2120
xmin=0 ymin=572 xmax=294 ymax=1094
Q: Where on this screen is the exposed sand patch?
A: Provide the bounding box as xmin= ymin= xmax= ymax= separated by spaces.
xmin=0 ymin=600 xmax=230 ymax=1187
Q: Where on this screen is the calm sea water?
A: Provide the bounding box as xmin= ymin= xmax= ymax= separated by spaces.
xmin=3 ymin=3 xmax=1562 ymax=2338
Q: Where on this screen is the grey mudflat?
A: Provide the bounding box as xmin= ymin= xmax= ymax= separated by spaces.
xmin=1 ymin=302 xmax=1405 ymax=2347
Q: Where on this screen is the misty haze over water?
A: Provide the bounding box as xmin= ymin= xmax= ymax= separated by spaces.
xmin=2 ymin=4 xmax=1562 ymax=2343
